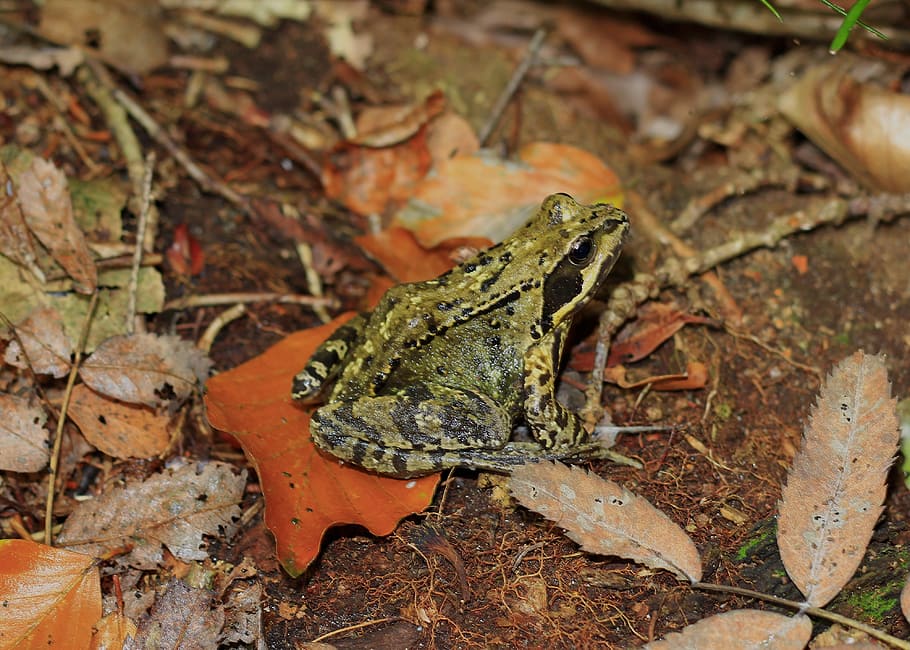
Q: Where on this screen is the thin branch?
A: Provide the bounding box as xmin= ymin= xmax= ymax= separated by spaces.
xmin=126 ymin=152 xmax=155 ymax=334
xmin=478 ymin=29 xmax=546 ymax=146
xmin=45 ymin=290 xmax=99 ymax=545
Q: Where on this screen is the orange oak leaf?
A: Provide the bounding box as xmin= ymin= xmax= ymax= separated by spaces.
xmin=204 ymin=316 xmax=440 ymax=577
xmin=0 ymin=539 xmax=101 ymax=649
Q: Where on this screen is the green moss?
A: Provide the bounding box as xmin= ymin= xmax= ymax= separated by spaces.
xmin=735 ymin=524 xmax=776 ymax=561
xmin=714 ymin=402 xmax=733 ymax=420
xmin=845 ymin=587 xmax=899 ymax=622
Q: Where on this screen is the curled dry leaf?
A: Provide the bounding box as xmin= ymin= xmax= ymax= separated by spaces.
xmin=4 ymin=306 xmax=73 ymax=378
xmin=0 ymin=539 xmax=102 ymax=648
xmin=56 ymin=461 xmax=245 ymax=569
xmin=643 ymin=610 xmax=811 ymax=650
xmin=67 ymin=384 xmax=170 ymax=459
xmin=510 ymin=461 xmax=701 ymax=582
xmin=779 ymin=55 xmax=910 ymax=192
xmin=16 ymin=157 xmax=97 ymax=294
xmin=79 ymin=333 xmax=213 ymax=408
xmin=0 ymin=392 xmax=49 ymax=472
xmin=777 ymin=351 xmax=899 ymax=607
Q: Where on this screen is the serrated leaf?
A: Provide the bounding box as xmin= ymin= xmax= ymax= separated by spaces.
xmin=643 ymin=610 xmax=811 ymax=650
xmin=777 ymin=351 xmax=899 ymax=607
xmin=510 ymin=461 xmax=701 ymax=582
xmin=56 ymin=461 xmax=245 ymax=568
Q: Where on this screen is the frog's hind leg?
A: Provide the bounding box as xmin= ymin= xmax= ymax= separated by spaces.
xmin=310 ymin=385 xmax=517 ymax=477
xmin=310 ymin=386 xmax=616 ymax=478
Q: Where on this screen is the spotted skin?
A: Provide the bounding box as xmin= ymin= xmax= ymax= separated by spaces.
xmin=292 ymin=194 xmax=629 ymax=477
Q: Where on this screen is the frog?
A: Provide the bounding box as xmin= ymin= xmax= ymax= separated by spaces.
xmin=292 ymin=193 xmax=630 ymax=478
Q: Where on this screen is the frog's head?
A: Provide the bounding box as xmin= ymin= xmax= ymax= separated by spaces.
xmin=532 ymin=193 xmax=629 ymax=338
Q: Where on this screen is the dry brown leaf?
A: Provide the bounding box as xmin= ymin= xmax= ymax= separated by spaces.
xmin=643 ymin=610 xmax=811 ymax=649
xmin=777 ymin=351 xmax=898 ymax=607
xmin=16 ymin=157 xmax=97 ymax=293
xmin=39 ymin=0 xmax=168 ymax=74
xmin=4 ymin=306 xmax=73 ymax=378
xmin=67 ymin=384 xmax=170 ymax=459
xmin=510 ymin=461 xmax=701 ymax=582
xmin=56 ymin=461 xmax=245 ymax=569
xmin=124 ymin=580 xmax=223 ymax=650
xmin=0 ymin=392 xmax=49 ymax=472
xmin=0 ymin=160 xmax=45 ymax=282
xmin=79 ymin=333 xmax=212 ymax=407
xmin=779 ymin=54 xmax=910 ymax=192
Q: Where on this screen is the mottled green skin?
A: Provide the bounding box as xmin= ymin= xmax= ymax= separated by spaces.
xmin=293 ymin=194 xmax=629 ymax=477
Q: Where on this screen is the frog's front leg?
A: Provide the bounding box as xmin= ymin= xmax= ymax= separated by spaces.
xmin=310 ymin=385 xmax=515 ymax=476
xmin=522 ymin=325 xmax=589 ymax=449
xmin=292 ymin=314 xmax=366 ymax=403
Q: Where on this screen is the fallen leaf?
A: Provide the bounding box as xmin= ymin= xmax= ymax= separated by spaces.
xmin=204 ymin=316 xmax=439 ymax=577
xmin=779 ymin=54 xmax=910 ymax=193
xmin=791 ymin=254 xmax=809 ymax=275
xmin=56 ymin=461 xmax=245 ymax=569
xmin=0 ymin=392 xmax=49 ymax=472
xmin=0 ymin=539 xmax=101 ymax=649
xmin=352 ymin=91 xmax=446 ymax=148
xmin=607 ymin=303 xmax=715 ymax=366
xmin=16 ymin=157 xmax=97 ymax=293
xmin=124 ymin=580 xmax=223 ymax=650
xmin=321 ymin=128 xmax=433 ymax=216
xmin=392 ymin=142 xmax=623 ymax=247
xmin=510 ymin=462 xmax=701 ymax=582
xmin=90 ymin=611 xmax=137 ymax=650
xmin=777 ymin=351 xmax=899 ymax=607
xmin=0 ymin=159 xmax=44 ymax=282
xmin=314 ymin=0 xmax=373 ymax=70
xmin=355 ymin=226 xmax=485 ymax=284
xmin=68 ymin=384 xmax=170 ymax=459
xmin=38 ymin=0 xmax=169 ymax=74
xmin=602 ymin=361 xmax=709 ymax=392
xmin=643 ymin=610 xmax=811 ymax=649
xmin=165 ymin=223 xmax=205 ymax=277
xmin=4 ymin=306 xmax=73 ymax=378
xmin=79 ymin=333 xmax=212 ymax=407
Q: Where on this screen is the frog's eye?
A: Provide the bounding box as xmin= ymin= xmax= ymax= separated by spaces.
xmin=568 ymin=236 xmax=596 ymax=266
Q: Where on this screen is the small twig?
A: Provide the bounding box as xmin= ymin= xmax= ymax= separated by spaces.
xmin=163 ymin=291 xmax=336 ymax=311
xmin=478 ymin=29 xmax=546 ymax=146
xmin=45 ymin=290 xmax=99 ymax=545
xmin=310 ymin=617 xmax=410 ymax=644
xmin=584 ymin=192 xmax=909 ymax=423
xmin=198 ymin=303 xmax=246 ymax=354
xmin=79 ymin=61 xmax=147 ymax=209
xmin=126 ymin=152 xmax=155 ymax=334
xmin=693 ymin=582 xmax=910 ymax=649
xmin=104 ymin=79 xmax=251 ymax=215
xmin=295 ymin=242 xmax=332 ymax=323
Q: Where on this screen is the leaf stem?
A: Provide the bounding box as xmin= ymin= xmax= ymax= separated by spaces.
xmin=693 ymin=582 xmax=910 ymax=649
